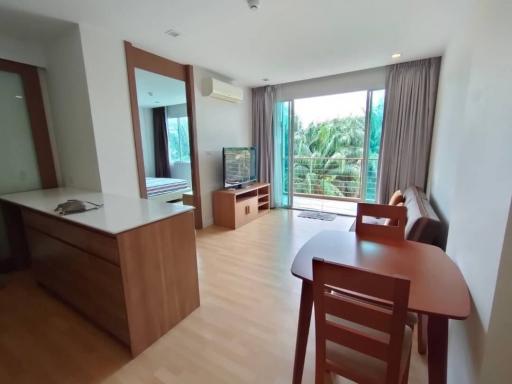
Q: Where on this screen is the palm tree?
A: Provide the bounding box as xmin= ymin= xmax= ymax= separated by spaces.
xmin=293 ymin=116 xmax=365 ymax=198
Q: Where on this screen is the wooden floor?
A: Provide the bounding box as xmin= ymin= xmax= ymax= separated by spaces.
xmin=0 ymin=209 xmax=427 ymax=383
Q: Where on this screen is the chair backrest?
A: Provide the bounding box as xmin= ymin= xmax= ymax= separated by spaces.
xmin=312 ymin=258 xmax=410 ymax=384
xmin=355 ymin=203 xmax=407 ymax=240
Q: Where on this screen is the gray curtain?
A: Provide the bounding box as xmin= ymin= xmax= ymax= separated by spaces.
xmin=252 ymin=86 xmax=276 ymax=205
xmin=377 ymin=57 xmax=441 ymax=203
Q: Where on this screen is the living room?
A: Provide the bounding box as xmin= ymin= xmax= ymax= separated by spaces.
xmin=0 ymin=1 xmax=511 ymax=384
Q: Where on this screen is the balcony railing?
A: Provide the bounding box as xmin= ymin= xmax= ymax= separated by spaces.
xmin=291 ymin=156 xmax=378 ymax=202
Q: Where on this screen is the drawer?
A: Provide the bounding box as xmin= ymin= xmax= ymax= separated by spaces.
xmin=27 ymin=228 xmax=130 ymax=344
xmin=22 ymin=209 xmax=120 ymax=265
xmin=235 ymin=196 xmax=258 ymax=227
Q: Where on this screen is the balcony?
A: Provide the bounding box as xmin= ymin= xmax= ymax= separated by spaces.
xmin=290 ymin=156 xmax=378 ymax=216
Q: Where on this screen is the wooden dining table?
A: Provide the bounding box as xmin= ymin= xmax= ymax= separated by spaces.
xmin=290 ymin=230 xmax=470 ymax=384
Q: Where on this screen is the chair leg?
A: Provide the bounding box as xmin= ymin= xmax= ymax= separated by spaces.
xmin=402 ymin=350 xmax=412 ymax=384
xmin=315 ymin=368 xmax=326 ymax=384
xmin=323 ymin=372 xmax=335 ymax=384
xmin=315 ymin=355 xmax=326 ymax=384
xmin=418 ymin=314 xmax=428 ymax=355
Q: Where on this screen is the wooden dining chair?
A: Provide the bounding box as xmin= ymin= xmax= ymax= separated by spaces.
xmin=355 ymin=203 xmax=423 ymax=354
xmin=312 ymin=258 xmax=413 ymax=384
xmin=355 ymin=203 xmax=407 ymax=241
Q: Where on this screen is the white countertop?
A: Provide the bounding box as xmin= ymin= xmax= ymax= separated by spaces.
xmin=0 ymin=188 xmax=194 ymax=235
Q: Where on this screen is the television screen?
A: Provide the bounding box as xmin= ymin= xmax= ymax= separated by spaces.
xmin=223 ymin=147 xmax=257 ymax=188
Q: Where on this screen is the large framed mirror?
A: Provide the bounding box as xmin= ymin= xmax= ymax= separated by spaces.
xmin=124 ymin=42 xmax=202 ymax=229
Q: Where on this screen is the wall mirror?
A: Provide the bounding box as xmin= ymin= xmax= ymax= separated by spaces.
xmin=0 ymin=58 xmax=58 ymax=271
xmin=125 ymin=42 xmax=202 ymax=228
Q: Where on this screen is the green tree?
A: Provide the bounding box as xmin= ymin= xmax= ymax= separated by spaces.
xmin=365 ymin=91 xmax=385 ymax=201
xmin=293 ymin=115 xmax=365 ymax=198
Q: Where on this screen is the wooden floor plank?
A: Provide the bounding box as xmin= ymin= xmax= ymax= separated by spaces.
xmin=0 ymin=209 xmax=427 ymax=384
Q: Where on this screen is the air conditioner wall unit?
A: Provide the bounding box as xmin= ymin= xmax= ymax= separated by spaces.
xmin=205 ymin=78 xmax=244 ymax=103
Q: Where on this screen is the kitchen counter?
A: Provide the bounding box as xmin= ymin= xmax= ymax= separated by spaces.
xmin=0 ymin=188 xmax=193 ymax=235
xmin=0 ymin=187 xmax=199 ymax=356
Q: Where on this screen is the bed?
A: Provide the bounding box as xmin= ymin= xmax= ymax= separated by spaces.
xmin=145 ymin=177 xmax=191 ymax=203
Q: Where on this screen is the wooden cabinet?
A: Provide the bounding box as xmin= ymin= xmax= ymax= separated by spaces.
xmin=213 ymin=183 xmax=270 ymax=229
xmin=235 ymin=196 xmax=258 ymax=227
xmin=21 ymin=208 xmax=199 ymax=357
xmin=26 ymin=227 xmax=130 ymax=344
xmin=182 ymin=191 xmax=194 ymax=206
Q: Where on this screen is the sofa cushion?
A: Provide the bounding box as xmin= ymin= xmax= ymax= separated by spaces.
xmin=388 ymin=190 xmax=405 ymax=206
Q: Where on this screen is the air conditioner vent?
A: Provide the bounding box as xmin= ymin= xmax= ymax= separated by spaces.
xmin=205 ymin=78 xmax=243 ymax=103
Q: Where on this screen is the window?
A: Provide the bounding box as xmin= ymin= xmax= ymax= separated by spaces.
xmin=274 ymin=89 xmax=385 ymax=212
xmin=166 ymin=116 xmax=190 ymax=163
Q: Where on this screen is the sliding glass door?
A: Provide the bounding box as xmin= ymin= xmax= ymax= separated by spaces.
xmin=273 ymin=100 xmax=292 ymax=207
xmin=364 ymin=90 xmax=385 ymax=202
xmin=274 ymin=89 xmax=384 ymax=214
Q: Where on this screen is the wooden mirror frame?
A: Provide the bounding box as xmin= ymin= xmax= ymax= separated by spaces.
xmin=124 ymin=42 xmax=203 ymax=229
xmin=1 ymin=58 xmax=58 ymax=272
xmin=0 ymin=58 xmax=58 ymax=188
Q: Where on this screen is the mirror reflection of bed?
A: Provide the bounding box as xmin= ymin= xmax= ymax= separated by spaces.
xmin=135 ymin=68 xmax=193 ymax=204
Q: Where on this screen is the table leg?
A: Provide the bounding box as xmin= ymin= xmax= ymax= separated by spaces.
xmin=427 ymin=315 xmax=448 ymax=384
xmin=292 ymin=280 xmax=314 ymax=384
xmin=418 ymin=314 xmax=428 ymax=355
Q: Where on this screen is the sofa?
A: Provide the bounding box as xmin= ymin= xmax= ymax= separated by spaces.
xmin=350 ymin=185 xmax=443 ymax=248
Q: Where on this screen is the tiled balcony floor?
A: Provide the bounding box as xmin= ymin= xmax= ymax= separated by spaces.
xmin=293 ymin=195 xmax=357 ymax=216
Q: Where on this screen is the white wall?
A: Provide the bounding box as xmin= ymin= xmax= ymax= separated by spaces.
xmin=139 ymin=107 xmax=155 ymax=177
xmin=194 ymin=67 xmax=252 ymax=226
xmin=2 ymin=24 xmax=139 ymax=196
xmin=427 ymin=28 xmax=473 ymax=221
xmin=79 ymin=24 xmax=139 ymax=197
xmin=44 ymin=25 xmax=101 ymax=191
xmin=428 ymin=0 xmax=512 ymax=382
xmin=480 ymin=202 xmax=512 ymax=383
xmin=0 ymin=34 xmax=46 ymax=67
xmin=276 ymin=66 xmax=387 ymax=101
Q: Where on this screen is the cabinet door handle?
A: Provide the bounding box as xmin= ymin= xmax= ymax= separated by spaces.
xmin=245 ymin=206 xmax=250 ymax=214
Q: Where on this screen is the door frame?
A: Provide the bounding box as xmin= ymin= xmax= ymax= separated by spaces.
xmin=0 ymin=58 xmax=58 ymax=188
xmin=360 ymin=91 xmax=372 ymax=202
xmin=288 ymin=101 xmax=295 ymax=208
xmin=286 ymin=89 xmax=384 ymax=210
xmin=124 ymin=42 xmax=203 ymax=229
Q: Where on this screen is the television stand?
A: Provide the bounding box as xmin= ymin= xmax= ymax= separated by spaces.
xmin=213 ymin=182 xmax=270 ymax=229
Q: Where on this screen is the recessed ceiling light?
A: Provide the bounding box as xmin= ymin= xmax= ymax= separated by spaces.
xmin=262 ymin=78 xmax=269 ymax=82
xmin=14 ymin=95 xmax=23 ymax=99
xmin=165 ymin=29 xmax=180 ymax=38
xmin=391 ymin=53 xmax=401 ymax=59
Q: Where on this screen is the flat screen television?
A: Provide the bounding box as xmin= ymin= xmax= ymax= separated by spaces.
xmin=223 ymin=147 xmax=257 ymax=188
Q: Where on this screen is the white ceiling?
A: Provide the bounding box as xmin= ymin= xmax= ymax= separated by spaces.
xmin=0 ymin=6 xmax=72 ymax=41
xmin=0 ymin=0 xmax=472 ymax=86
xmin=135 ymin=68 xmax=186 ymax=108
